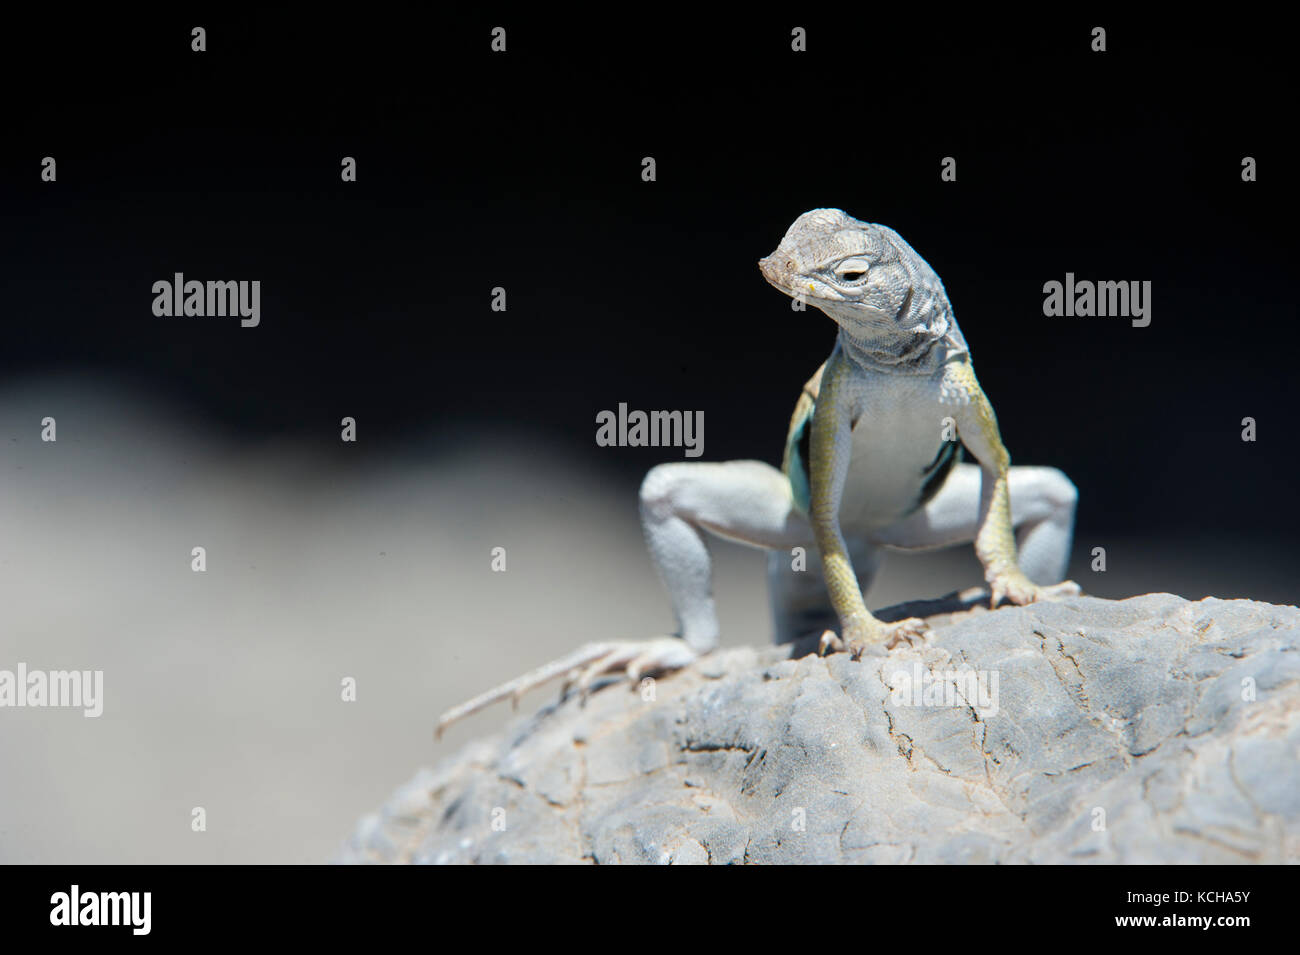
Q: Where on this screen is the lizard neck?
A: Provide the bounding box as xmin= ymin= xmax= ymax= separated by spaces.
xmin=836 ymin=309 xmax=969 ymax=375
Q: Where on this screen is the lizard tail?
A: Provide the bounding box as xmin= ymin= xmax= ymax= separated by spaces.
xmin=434 ymin=642 xmax=620 ymax=739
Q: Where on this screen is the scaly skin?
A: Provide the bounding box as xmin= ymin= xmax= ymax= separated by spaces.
xmin=761 ymin=209 xmax=1079 ymax=656
xmin=435 ymin=209 xmax=1080 ymax=736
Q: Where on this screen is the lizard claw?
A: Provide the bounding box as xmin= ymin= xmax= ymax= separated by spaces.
xmin=567 ymin=637 xmax=697 ymax=697
xmin=879 ymin=617 xmax=929 ymax=650
xmin=852 ymin=617 xmax=929 ymax=657
xmin=989 ymin=573 xmax=1083 ymax=609
xmin=820 ymin=615 xmax=931 ymax=660
xmin=818 ymin=629 xmax=843 ymax=656
xmin=436 ymin=637 xmax=696 ymax=739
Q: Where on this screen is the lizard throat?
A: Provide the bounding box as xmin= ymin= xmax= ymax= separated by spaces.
xmin=837 ymin=322 xmax=938 ymax=370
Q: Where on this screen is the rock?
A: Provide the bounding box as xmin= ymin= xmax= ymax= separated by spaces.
xmin=337 ymin=593 xmax=1300 ymax=864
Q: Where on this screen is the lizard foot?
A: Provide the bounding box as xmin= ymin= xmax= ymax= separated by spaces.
xmin=564 ymin=637 xmax=698 ymax=697
xmin=818 ymin=615 xmax=930 ymax=660
xmin=435 ymin=637 xmax=696 ymax=739
xmin=988 ymin=573 xmax=1083 ymax=609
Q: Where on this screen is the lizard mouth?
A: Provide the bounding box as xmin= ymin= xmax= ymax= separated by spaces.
xmin=758 ymin=261 xmax=835 ymax=303
xmin=759 ymin=269 xmax=810 ymax=301
xmin=757 ymin=255 xmax=788 ymax=289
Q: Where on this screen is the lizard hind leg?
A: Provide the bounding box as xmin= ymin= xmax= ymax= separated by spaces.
xmin=436 ymin=459 xmax=812 ymax=739
xmin=639 ymin=459 xmax=814 ymax=652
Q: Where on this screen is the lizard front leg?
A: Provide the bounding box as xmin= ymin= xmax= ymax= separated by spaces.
xmin=810 ymin=349 xmax=928 ymax=658
xmin=945 ymin=361 xmax=1081 ymax=607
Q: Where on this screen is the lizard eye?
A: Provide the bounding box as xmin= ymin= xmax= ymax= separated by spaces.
xmin=834 ymin=259 xmax=870 ymax=283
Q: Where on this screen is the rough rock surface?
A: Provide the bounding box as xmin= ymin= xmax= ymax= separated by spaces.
xmin=339 ymin=593 xmax=1300 ymax=864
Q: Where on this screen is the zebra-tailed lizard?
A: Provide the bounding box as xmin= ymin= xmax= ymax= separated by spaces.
xmin=436 ymin=208 xmax=1080 ymax=737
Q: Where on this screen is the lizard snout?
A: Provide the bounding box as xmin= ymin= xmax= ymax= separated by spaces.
xmin=758 ymin=253 xmax=792 ymax=287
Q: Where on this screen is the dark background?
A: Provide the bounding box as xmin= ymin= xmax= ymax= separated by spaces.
xmin=0 ymin=7 xmax=1297 ymax=865
xmin=2 ymin=8 xmax=1295 ymax=554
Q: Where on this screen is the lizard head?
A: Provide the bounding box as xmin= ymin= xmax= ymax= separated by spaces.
xmin=759 ymin=208 xmax=951 ymax=362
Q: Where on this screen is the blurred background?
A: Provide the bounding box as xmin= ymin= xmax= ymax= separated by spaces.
xmin=0 ymin=10 xmax=1294 ymax=862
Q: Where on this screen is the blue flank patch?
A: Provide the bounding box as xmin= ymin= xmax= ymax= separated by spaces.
xmin=789 ymin=408 xmax=813 ymax=515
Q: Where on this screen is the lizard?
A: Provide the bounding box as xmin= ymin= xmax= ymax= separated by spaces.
xmin=436 ymin=208 xmax=1080 ymax=737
